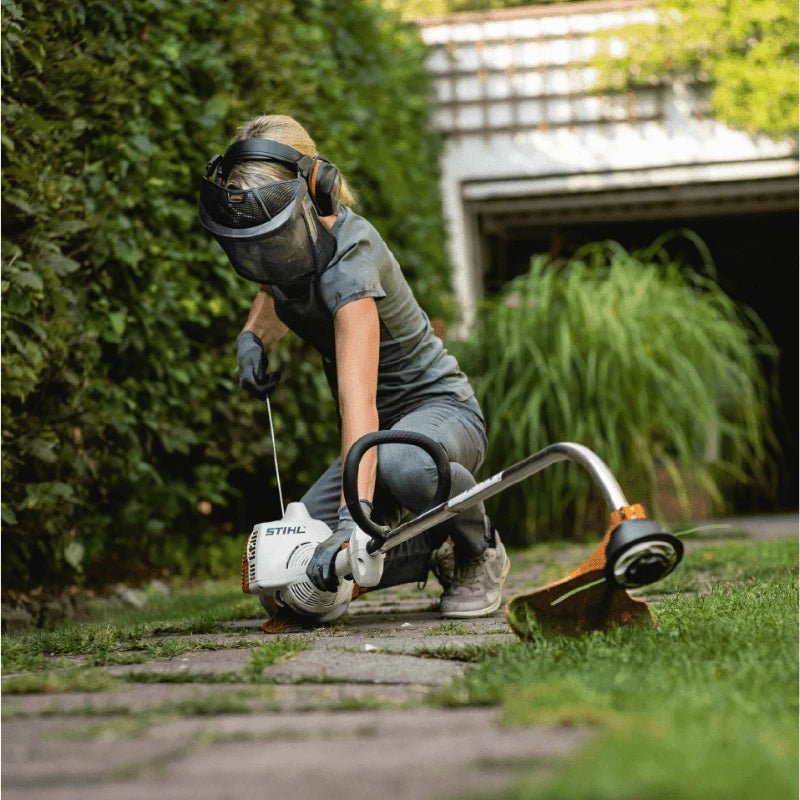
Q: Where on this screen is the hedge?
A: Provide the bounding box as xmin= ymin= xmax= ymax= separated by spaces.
xmin=1 ymin=0 xmax=449 ymax=589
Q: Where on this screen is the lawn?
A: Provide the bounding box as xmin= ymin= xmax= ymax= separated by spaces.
xmin=435 ymin=538 xmax=799 ymax=800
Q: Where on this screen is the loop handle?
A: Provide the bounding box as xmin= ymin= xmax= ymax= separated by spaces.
xmin=343 ymin=431 xmax=452 ymax=550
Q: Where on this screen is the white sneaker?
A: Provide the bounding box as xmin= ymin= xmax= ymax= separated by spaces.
xmin=429 ymin=538 xmax=455 ymax=590
xmin=439 ymin=532 xmax=511 ymax=618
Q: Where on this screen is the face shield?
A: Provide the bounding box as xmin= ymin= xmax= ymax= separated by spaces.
xmin=198 ymin=168 xmax=336 ymax=292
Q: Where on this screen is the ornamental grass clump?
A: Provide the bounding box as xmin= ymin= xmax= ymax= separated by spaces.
xmin=455 ymin=237 xmax=779 ymax=544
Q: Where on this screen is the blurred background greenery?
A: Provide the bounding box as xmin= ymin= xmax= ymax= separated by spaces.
xmin=452 ymin=237 xmax=780 ymax=540
xmin=2 ymin=0 xmax=795 ymax=591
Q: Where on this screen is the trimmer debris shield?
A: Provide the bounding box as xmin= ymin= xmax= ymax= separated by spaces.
xmin=505 ymin=505 xmax=679 ymax=639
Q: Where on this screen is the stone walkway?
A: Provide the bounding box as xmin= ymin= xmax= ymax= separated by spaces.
xmin=3 ymin=514 xmax=796 ymax=800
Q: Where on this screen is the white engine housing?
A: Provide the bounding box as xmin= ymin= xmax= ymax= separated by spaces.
xmin=241 ymin=502 xmax=353 ymax=622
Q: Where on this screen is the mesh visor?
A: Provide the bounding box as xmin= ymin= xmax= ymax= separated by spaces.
xmin=198 ymin=178 xmax=336 ymax=285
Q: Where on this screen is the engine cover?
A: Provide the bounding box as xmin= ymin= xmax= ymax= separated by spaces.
xmin=241 ymin=502 xmax=353 ymax=621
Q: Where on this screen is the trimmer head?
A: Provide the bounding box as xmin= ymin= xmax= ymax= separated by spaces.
xmin=604 ymin=519 xmax=684 ymax=589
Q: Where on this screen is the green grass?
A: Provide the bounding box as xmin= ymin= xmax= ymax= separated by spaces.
xmin=435 ymin=539 xmax=798 ymax=800
xmin=120 ymin=671 xmax=245 ymax=685
xmin=636 ymin=537 xmax=798 ymax=596
xmin=2 ymin=667 xmax=115 ymax=694
xmin=424 ymin=622 xmax=473 ymax=637
xmin=244 ymin=638 xmax=309 ymax=678
xmin=2 ymin=581 xmax=262 ymax=673
xmin=413 ymin=643 xmax=505 ymax=663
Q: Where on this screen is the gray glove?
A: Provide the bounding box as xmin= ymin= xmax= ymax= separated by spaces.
xmin=236 ymin=331 xmax=280 ymax=400
xmin=306 ymin=501 xmax=373 ymax=592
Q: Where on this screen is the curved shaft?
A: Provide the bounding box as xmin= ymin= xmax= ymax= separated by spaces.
xmin=517 ymin=443 xmax=628 ymax=509
xmin=378 ymin=442 xmax=629 ymax=554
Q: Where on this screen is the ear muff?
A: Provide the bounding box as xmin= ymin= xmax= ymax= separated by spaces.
xmin=309 ymin=157 xmax=341 ymax=216
xmin=215 ymin=139 xmax=342 ymax=216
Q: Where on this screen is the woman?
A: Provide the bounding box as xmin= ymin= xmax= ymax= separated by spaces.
xmin=201 ymin=114 xmax=509 ymax=622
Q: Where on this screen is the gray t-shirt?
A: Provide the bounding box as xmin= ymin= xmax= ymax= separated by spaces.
xmin=269 ymin=207 xmax=474 ymax=426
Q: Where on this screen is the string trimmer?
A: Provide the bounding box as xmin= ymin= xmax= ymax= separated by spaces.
xmin=241 ymin=403 xmax=683 ymax=636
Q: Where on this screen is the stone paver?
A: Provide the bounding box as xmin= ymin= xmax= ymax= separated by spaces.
xmin=3 ymin=682 xmax=431 ymax=717
xmin=266 ymin=647 xmax=466 ymax=685
xmin=2 ymin=708 xmax=591 ymax=800
xmin=105 ymin=648 xmax=252 ymax=677
xmin=315 ymin=632 xmax=514 ymax=654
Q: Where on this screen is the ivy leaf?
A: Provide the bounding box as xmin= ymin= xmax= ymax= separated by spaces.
xmin=1 ymin=504 xmax=18 ymax=525
xmin=45 ymin=253 xmax=81 ymax=275
xmin=29 ymin=438 xmax=58 ymax=463
xmin=14 ymin=270 xmax=44 ymax=291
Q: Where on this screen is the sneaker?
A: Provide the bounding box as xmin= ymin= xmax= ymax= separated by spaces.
xmin=429 ymin=537 xmax=455 ymax=591
xmin=439 ymin=532 xmax=511 ymax=618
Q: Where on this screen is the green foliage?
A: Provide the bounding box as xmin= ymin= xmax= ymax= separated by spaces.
xmin=391 ymin=0 xmax=798 ymax=139
xmin=452 ymin=236 xmax=779 ymax=543
xmin=2 ymin=0 xmax=243 ymax=588
xmin=593 ymin=0 xmax=798 ymax=140
xmin=1 ymin=0 xmax=449 ymax=589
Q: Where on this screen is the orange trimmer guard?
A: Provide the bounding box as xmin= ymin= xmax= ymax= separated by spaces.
xmin=506 ymin=505 xmax=656 ymax=640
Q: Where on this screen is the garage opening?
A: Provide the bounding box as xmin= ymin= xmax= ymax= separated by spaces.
xmin=476 ymin=201 xmax=798 ymax=513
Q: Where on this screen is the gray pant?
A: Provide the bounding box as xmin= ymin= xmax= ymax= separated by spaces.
xmin=302 ymin=395 xmax=492 ymax=588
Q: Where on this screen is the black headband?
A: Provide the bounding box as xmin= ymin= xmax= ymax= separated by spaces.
xmin=211 ymin=139 xmax=316 ymax=183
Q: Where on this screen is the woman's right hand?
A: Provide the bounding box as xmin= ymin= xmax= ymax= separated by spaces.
xmin=305 ymin=502 xmax=373 ymax=592
xmin=236 ymin=330 xmax=280 ymax=400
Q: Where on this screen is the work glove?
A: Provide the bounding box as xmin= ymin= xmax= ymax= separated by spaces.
xmin=236 ymin=330 xmax=280 ymax=400
xmin=306 ymin=501 xmax=373 ymax=592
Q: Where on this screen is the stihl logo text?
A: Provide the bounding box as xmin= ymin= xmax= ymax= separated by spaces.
xmin=264 ymin=526 xmax=307 ymax=536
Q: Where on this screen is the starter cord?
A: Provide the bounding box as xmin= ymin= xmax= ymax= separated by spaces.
xmin=266 ymin=397 xmax=285 ymax=516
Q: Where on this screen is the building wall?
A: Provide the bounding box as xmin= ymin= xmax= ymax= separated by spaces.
xmin=417 ymin=1 xmax=798 ymax=334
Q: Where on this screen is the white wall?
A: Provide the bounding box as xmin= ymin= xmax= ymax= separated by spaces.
xmin=418 ymin=2 xmax=798 ymax=334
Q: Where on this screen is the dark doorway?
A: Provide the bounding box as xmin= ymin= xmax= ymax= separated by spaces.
xmin=482 ymin=210 xmax=798 ymax=511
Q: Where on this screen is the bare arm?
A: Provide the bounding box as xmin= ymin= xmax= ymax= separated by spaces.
xmin=243 ymin=286 xmax=288 ymax=346
xmin=334 ymin=297 xmax=380 ymax=506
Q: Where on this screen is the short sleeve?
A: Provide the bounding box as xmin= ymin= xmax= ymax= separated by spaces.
xmin=318 ymin=213 xmax=387 ymax=316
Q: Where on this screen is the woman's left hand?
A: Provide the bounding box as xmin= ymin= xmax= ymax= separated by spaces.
xmin=236 ymin=331 xmax=281 ymax=399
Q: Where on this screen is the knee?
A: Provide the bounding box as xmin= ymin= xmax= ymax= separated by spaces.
xmin=378 ymin=443 xmax=440 ymax=506
xmin=377 ymin=444 xmax=477 ymax=511
xmin=448 ymin=462 xmax=477 ymax=495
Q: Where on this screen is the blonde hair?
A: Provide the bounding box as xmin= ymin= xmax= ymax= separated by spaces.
xmin=226 ymin=114 xmax=355 ymax=206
